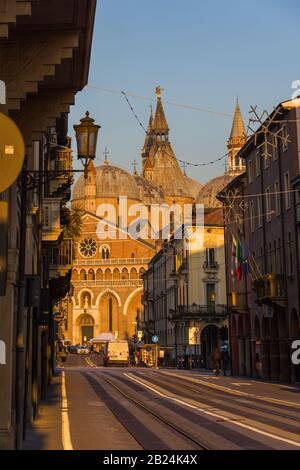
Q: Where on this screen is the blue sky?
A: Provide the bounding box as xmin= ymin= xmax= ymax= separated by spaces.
xmin=69 ymin=0 xmax=300 ymax=184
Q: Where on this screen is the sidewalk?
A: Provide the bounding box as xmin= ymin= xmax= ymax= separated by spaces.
xmin=23 ymin=373 xmax=63 ymax=450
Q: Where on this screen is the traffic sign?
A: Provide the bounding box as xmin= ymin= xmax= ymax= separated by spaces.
xmin=152 ymin=335 xmax=159 ymax=343
xmin=0 ymin=112 xmax=25 ymax=193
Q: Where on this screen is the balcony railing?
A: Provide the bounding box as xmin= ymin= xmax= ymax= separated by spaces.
xmin=169 ymin=304 xmax=227 ymax=320
xmin=73 ymin=257 xmax=151 ymax=266
xmin=203 ymin=261 xmax=219 ymax=272
xmin=253 ymin=274 xmax=285 ymax=306
xmin=72 ymin=279 xmax=143 ymax=287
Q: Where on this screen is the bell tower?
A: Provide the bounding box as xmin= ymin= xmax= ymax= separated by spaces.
xmin=227 ymin=98 xmax=247 ymax=176
xmin=84 ymin=160 xmax=96 ymax=213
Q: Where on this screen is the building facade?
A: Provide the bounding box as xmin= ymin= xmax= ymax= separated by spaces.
xmin=64 ymin=88 xmax=203 ymax=346
xmin=0 ymin=0 xmax=96 ymax=449
xmin=219 ymin=98 xmax=300 ymax=383
xmin=142 ymin=209 xmax=227 ymax=368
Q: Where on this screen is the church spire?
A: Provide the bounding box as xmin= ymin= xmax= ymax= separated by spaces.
xmin=152 ymin=86 xmax=169 ymax=138
xmin=230 ymin=97 xmax=246 ymax=139
xmin=227 ymin=98 xmax=247 ymax=176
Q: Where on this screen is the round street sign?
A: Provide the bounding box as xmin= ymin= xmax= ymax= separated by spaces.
xmin=152 ymin=335 xmax=159 ymax=343
xmin=0 ymin=112 xmax=25 ymax=193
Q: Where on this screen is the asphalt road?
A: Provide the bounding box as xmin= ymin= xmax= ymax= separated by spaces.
xmin=25 ymin=353 xmax=300 ymax=450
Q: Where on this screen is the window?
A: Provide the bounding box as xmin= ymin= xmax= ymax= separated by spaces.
xmin=101 ymin=244 xmax=110 ymax=259
xmin=274 ymin=180 xmax=280 ymax=216
xmin=266 ymin=187 xmax=272 ymax=222
xmin=250 ymin=200 xmax=255 ymax=232
xmin=205 ymin=248 xmax=215 ymax=267
xmin=248 ymin=160 xmax=253 ymax=183
xmin=284 ymin=172 xmax=291 ymax=209
xmin=79 ymin=238 xmax=97 ymax=258
xmin=257 ymin=195 xmax=263 ymax=227
xmin=256 ymin=152 xmax=261 ymax=177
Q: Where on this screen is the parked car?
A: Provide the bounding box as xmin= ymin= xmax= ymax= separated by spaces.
xmin=77 ymin=345 xmax=89 ymax=355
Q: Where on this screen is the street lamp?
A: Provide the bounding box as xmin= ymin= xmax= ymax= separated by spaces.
xmin=73 ymin=111 xmax=101 ymax=178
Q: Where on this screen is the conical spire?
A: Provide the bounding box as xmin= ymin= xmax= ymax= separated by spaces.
xmin=227 ymin=98 xmax=247 ymax=176
xmin=230 ymin=97 xmax=246 ymax=139
xmin=142 ymin=105 xmax=154 ymax=158
xmin=152 ymin=86 xmax=169 ymax=135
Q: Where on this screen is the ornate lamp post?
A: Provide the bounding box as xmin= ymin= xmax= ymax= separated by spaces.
xmin=73 ymin=111 xmax=101 ymax=178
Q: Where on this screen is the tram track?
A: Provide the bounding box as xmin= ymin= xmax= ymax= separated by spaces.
xmin=138 ymin=370 xmax=300 ymax=429
xmin=82 ymin=371 xmax=212 ymax=450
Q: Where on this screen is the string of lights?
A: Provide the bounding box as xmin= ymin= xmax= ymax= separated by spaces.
xmin=121 ymin=90 xmax=228 ymax=168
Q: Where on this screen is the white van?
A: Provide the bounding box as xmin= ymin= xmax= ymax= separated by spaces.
xmin=104 ymin=340 xmax=129 ymax=367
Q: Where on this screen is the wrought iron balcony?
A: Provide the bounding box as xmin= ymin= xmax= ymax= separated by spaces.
xmin=253 ymin=274 xmax=285 ymax=307
xmin=203 ymin=261 xmax=219 ymax=272
xmin=169 ymin=303 xmax=227 ymax=321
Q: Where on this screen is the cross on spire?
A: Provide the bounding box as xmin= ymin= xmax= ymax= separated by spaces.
xmin=132 ymin=159 xmax=138 ymax=175
xmin=103 ymin=146 xmax=109 ymax=165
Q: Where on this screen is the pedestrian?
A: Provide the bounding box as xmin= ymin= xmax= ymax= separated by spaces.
xmin=211 ymin=348 xmax=221 ymax=376
xmin=255 ymin=354 xmax=263 ymax=378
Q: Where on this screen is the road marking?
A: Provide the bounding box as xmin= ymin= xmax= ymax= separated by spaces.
xmin=231 ymin=383 xmax=252 ymax=387
xmin=61 ymin=371 xmax=73 ymax=450
xmin=124 ymin=373 xmax=300 ymax=448
xmin=159 ymin=371 xmax=300 ymax=408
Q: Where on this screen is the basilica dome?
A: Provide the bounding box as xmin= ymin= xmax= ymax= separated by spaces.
xmin=72 ymin=163 xmax=142 ymax=202
xmin=134 ymin=175 xmax=165 ymax=205
xmin=185 ymin=176 xmax=203 ymax=199
xmin=196 ymin=172 xmax=233 ymax=208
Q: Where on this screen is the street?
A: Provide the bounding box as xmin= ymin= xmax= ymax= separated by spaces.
xmin=24 ymin=355 xmax=300 ymax=451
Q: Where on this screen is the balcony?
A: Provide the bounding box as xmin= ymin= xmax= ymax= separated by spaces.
xmin=42 ymin=198 xmax=61 ymax=242
xmin=47 ymin=238 xmax=73 ymax=279
xmin=169 ymin=303 xmax=227 ymax=322
xmin=203 ymin=261 xmax=219 ymax=273
xmin=73 ymin=257 xmax=151 ymax=266
xmin=72 ymin=279 xmax=143 ymax=288
xmin=228 ymin=292 xmax=248 ymax=313
xmin=253 ymin=274 xmax=285 ymax=307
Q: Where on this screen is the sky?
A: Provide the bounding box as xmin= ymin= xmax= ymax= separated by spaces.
xmin=69 ymin=0 xmax=300 ymax=184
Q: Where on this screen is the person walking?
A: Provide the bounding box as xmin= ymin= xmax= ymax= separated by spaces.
xmin=211 ymin=348 xmax=221 ymax=376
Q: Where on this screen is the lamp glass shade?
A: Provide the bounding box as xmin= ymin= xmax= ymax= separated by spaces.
xmin=73 ymin=111 xmax=100 ymax=160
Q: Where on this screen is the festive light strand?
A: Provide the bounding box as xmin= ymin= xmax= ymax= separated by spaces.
xmin=121 ymin=91 xmax=228 ymax=167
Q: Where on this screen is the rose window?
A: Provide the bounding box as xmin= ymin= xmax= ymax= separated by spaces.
xmin=79 ymin=238 xmax=97 ymax=258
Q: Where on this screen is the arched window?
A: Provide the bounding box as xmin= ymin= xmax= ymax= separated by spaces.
xmin=88 ymin=269 xmax=95 ymax=280
xmin=139 ymin=267 xmax=145 ymax=279
xmin=72 ymin=269 xmax=78 ymax=281
xmin=113 ymin=268 xmax=120 ymax=280
xmin=121 ymin=267 xmax=129 ymax=279
xmin=96 ymin=268 xmax=103 ymax=281
xmin=104 ymin=268 xmax=112 ymax=281
xmin=130 ymin=267 xmax=138 ymax=279
xmin=80 ymin=269 xmax=87 ymax=280
xmin=100 ymin=244 xmax=110 ymax=259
